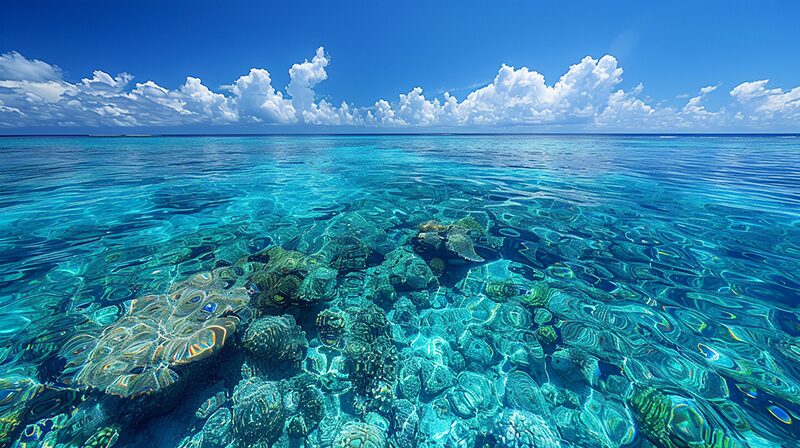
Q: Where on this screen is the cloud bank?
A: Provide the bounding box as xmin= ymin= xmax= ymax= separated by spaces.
xmin=1 ymin=48 xmax=798 ymax=131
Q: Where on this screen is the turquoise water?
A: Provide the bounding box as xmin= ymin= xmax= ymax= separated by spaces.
xmin=1 ymin=135 xmax=799 ymax=448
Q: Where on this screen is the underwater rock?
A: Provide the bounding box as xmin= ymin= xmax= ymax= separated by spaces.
xmin=390 ymin=399 xmax=419 ymax=448
xmin=504 ymin=371 xmax=549 ymax=415
xmin=201 ymin=407 xmax=232 ymax=448
xmin=427 ymin=258 xmax=446 ymax=277
xmin=550 ymin=349 xmax=576 ymax=375
xmin=305 ymin=350 xmax=350 ymax=394
xmin=389 ymin=297 xmax=420 ymax=344
xmin=456 ymin=259 xmax=535 ymax=304
xmin=380 ymin=247 xmax=437 ymax=291
xmin=349 ymin=342 xmax=397 ymax=412
xmin=458 ymin=330 xmax=497 ymax=370
xmin=285 ymin=374 xmax=325 ymax=437
xmin=314 ymin=212 xmax=392 ymax=272
xmin=577 ymin=393 xmax=637 ymax=447
xmin=241 ymin=315 xmax=308 ymax=370
xmin=484 ymin=409 xmax=562 ymax=448
xmin=285 ymin=414 xmax=308 ymax=440
xmin=534 ymin=308 xmax=553 ymax=325
xmin=332 ymin=420 xmax=387 ymax=448
xmin=552 ymin=407 xmax=602 ymax=447
xmin=486 ymin=302 xmax=533 ymax=341
xmin=420 ymin=362 xmax=454 ymax=398
xmin=248 ymin=247 xmax=335 ymax=308
xmin=518 ymin=282 xmax=557 ymax=308
xmin=446 ymin=371 xmax=499 ymax=419
xmin=448 ymin=352 xmax=466 ymax=373
xmin=397 ymin=358 xmax=423 ymax=400
xmin=419 ymin=307 xmax=471 ymax=342
xmin=53 ymin=400 xmax=114 ymax=448
xmin=196 ymin=391 xmax=227 ymax=420
xmin=298 ymin=265 xmax=338 ymax=303
xmin=413 ymin=217 xmax=491 ymax=263
xmin=177 ymin=432 xmax=204 ymax=448
xmin=343 ymin=305 xmax=397 ymax=411
xmin=316 ymin=309 xmax=347 ymax=348
xmin=231 ymin=377 xmax=286 ymax=447
xmin=60 ymin=268 xmax=251 ymax=397
xmin=362 ymin=246 xmax=437 ymax=307
xmin=628 ymin=386 xmax=743 ymax=448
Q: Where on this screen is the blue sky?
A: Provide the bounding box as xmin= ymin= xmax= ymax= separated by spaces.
xmin=1 ymin=0 xmax=799 ymax=133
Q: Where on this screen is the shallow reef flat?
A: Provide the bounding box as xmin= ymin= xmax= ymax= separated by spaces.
xmin=1 ymin=135 xmax=800 ymax=448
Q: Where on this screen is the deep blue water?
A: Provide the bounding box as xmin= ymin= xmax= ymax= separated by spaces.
xmin=1 ymin=135 xmax=799 ymax=448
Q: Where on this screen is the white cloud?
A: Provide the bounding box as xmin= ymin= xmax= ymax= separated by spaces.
xmin=0 ymin=51 xmax=62 ymax=82
xmin=730 ymin=80 xmax=800 ymax=124
xmin=1 ymin=49 xmax=799 ymax=131
xmin=231 ymin=68 xmax=296 ymax=123
xmin=287 ymin=47 xmax=329 ymax=114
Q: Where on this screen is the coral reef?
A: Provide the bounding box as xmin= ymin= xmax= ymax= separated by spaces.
xmin=332 ymin=420 xmax=388 ymax=448
xmin=59 ymin=267 xmax=251 ymax=397
xmin=248 ymin=247 xmax=336 ymax=309
xmin=241 ymin=314 xmax=308 ymax=370
xmin=413 ymin=217 xmax=491 ymax=263
xmin=13 ymin=197 xmax=783 ymax=448
xmin=231 ymin=377 xmax=286 ymax=447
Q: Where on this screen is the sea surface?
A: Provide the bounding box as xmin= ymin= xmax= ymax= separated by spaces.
xmin=1 ymin=135 xmax=799 ymax=448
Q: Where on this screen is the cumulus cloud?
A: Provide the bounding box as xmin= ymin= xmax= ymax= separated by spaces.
xmin=1 ymin=49 xmax=798 ymax=130
xmin=730 ymin=80 xmax=800 ymax=125
xmin=0 ymin=51 xmax=62 ymax=82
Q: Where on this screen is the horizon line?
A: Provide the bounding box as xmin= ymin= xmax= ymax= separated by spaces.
xmin=1 ymin=132 xmax=799 ymax=138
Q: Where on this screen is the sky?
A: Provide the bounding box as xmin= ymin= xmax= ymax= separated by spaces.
xmin=1 ymin=0 xmax=799 ymax=133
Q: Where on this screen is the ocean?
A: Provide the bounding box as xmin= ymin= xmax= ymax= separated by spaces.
xmin=1 ymin=135 xmax=799 ymax=448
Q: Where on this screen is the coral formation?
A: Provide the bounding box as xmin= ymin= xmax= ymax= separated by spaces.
xmin=59 ymin=267 xmax=251 ymax=397
xmin=241 ymin=314 xmax=308 ymax=369
xmin=332 ymin=420 xmax=388 ymax=448
xmin=248 ymin=247 xmax=336 ymax=309
xmin=13 ymin=195 xmax=780 ymax=448
xmin=231 ymin=377 xmax=286 ymax=447
xmin=413 ymin=216 xmax=491 ymax=263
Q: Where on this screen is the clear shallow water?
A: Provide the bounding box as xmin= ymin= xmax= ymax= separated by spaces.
xmin=1 ymin=135 xmax=799 ymax=448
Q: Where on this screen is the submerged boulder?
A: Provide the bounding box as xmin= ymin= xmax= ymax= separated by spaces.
xmin=241 ymin=315 xmax=308 ymax=370
xmin=231 ymin=377 xmax=286 ymax=447
xmin=332 ymin=420 xmax=387 ymax=448
xmin=248 ymin=247 xmax=336 ymax=309
xmin=412 ymin=216 xmax=493 ymax=263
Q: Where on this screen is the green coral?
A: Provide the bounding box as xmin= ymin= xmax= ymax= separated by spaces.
xmin=535 ymin=325 xmax=558 ymax=345
xmin=485 ymin=278 xmax=520 ymax=302
xmin=520 ymin=282 xmax=555 ymax=308
xmin=82 ymin=426 xmax=119 ymax=448
xmin=248 ymin=247 xmax=335 ymax=309
xmin=629 ymin=387 xmax=743 ymax=448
